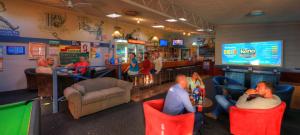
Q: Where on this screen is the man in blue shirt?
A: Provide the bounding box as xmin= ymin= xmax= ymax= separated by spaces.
xmin=163 ymin=75 xmax=203 ymax=134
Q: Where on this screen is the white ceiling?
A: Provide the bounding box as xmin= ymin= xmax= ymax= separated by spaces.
xmin=29 ymin=0 xmax=300 ymax=34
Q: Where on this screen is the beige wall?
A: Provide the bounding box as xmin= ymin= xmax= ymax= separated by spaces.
xmin=215 ymin=23 xmax=300 ymax=68
xmin=1 ymin=0 xmax=166 ymax=41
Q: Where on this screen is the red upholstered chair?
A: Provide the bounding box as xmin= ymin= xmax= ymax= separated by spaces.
xmin=229 ymin=102 xmax=286 ymax=135
xmin=143 ymin=99 xmax=194 ymax=135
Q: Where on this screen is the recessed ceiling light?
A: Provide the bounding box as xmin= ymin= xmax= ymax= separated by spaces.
xmin=178 ymin=18 xmax=187 ymax=21
xmin=207 ymin=28 xmax=213 ymax=32
xmin=152 ymin=25 xmax=165 ymax=28
xmin=106 ymin=13 xmax=122 ymax=18
xmin=165 ymin=19 xmax=177 ymax=22
xmin=247 ymin=10 xmax=265 ymax=17
xmin=196 ymin=29 xmax=205 ymax=32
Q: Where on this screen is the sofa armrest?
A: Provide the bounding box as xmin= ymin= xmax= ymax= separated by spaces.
xmin=64 ymin=87 xmax=82 ymax=119
xmin=117 ymin=79 xmax=133 ymax=92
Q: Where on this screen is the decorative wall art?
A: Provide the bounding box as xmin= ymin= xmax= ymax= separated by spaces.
xmin=48 ymin=46 xmax=59 ymax=56
xmin=0 ymin=1 xmax=20 ymax=36
xmin=78 ymin=16 xmax=104 ymax=40
xmin=39 ymin=12 xmax=68 ymax=39
xmin=0 ymin=45 xmax=3 ymax=57
xmin=80 ymin=42 xmax=91 ymax=53
xmin=28 ymin=42 xmax=46 ymax=59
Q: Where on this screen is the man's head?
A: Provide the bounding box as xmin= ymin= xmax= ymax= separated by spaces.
xmin=256 ymin=81 xmax=274 ymax=98
xmin=79 ymin=56 xmax=86 ymax=62
xmin=176 ymin=74 xmax=188 ymax=89
xmin=46 ymin=57 xmax=54 ymax=66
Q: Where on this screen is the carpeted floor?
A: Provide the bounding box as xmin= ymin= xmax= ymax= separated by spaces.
xmin=1 ymin=77 xmax=300 ymax=135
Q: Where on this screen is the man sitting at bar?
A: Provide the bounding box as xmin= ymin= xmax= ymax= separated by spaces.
xmin=206 ymin=81 xmax=281 ymax=120
xmin=163 ymin=74 xmax=203 ymax=134
xmin=66 ymin=56 xmax=90 ymax=75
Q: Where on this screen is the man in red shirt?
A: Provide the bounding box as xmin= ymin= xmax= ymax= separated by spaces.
xmin=66 ymin=56 xmax=89 ymax=75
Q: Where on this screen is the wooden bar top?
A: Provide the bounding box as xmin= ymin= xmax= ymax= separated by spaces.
xmin=120 ymin=60 xmax=202 ymax=72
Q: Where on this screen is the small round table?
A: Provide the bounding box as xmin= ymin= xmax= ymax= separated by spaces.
xmin=192 ymin=97 xmax=213 ymax=113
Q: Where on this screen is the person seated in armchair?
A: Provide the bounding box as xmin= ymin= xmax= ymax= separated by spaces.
xmin=36 ymin=58 xmax=52 ymax=74
xmin=163 ymin=74 xmax=203 ymax=135
xmin=65 ymin=56 xmax=90 ymax=75
xmin=187 ymin=72 xmax=205 ymax=93
xmin=206 ymin=81 xmax=281 ymax=120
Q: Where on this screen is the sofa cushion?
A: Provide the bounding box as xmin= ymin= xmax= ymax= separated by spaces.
xmin=82 ymin=87 xmax=125 ymax=105
xmin=77 ymin=77 xmax=117 ymax=92
xmin=72 ymin=83 xmax=86 ymax=95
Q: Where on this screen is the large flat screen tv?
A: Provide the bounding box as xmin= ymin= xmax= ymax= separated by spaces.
xmin=222 ymin=40 xmax=283 ymax=67
xmin=159 ymin=39 xmax=168 ymax=47
xmin=172 ymin=39 xmax=184 ymax=46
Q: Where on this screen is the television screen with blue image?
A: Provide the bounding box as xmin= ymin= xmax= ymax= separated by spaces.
xmin=222 ymin=40 xmax=283 ymax=67
xmin=6 ymin=46 xmax=26 ymax=55
xmin=159 ymin=39 xmax=168 ymax=47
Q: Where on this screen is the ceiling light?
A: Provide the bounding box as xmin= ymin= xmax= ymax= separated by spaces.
xmin=196 ymin=29 xmax=205 ymax=32
xmin=165 ymin=19 xmax=177 ymax=22
xmin=151 ymin=36 xmax=159 ymax=42
xmin=247 ymin=10 xmax=265 ymax=17
xmin=178 ymin=18 xmax=187 ymax=21
xmin=183 ymin=32 xmax=186 ymax=35
xmin=106 ymin=13 xmax=122 ymax=18
xmin=136 ymin=18 xmax=142 ymax=24
xmin=152 ymin=25 xmax=165 ymax=28
xmin=207 ymin=28 xmax=213 ymax=32
xmin=187 ymin=33 xmax=191 ymax=36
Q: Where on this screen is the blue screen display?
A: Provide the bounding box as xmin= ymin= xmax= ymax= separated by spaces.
xmin=6 ymin=46 xmax=25 ymax=55
xmin=222 ymin=40 xmax=282 ymax=67
xmin=160 ymin=39 xmax=168 ymax=46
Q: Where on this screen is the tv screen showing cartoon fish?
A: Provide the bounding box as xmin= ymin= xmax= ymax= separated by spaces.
xmin=222 ymin=40 xmax=282 ymax=67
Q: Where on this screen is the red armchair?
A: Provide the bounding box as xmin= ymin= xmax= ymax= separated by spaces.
xmin=143 ymin=99 xmax=194 ymax=135
xmin=229 ymin=102 xmax=286 ymax=135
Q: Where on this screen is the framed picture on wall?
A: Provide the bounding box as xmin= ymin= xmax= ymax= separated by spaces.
xmin=28 ymin=42 xmax=46 ymax=59
xmin=0 ymin=46 xmax=3 ymax=57
xmin=0 ymin=58 xmax=3 ymax=71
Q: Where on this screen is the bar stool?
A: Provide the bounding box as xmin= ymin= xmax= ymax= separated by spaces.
xmin=166 ymin=68 xmax=174 ymax=82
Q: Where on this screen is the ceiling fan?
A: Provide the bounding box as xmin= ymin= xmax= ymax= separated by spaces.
xmin=38 ymin=0 xmax=91 ymax=9
xmin=62 ymin=0 xmax=91 ymax=8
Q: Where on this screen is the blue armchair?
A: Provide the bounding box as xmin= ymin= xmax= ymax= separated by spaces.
xmin=274 ymin=84 xmax=294 ymax=110
xmin=212 ymin=76 xmax=226 ymax=95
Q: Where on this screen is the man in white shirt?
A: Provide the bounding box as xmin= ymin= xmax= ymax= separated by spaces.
xmin=206 ymin=81 xmax=281 ymax=119
xmin=152 ymin=51 xmax=162 ymax=74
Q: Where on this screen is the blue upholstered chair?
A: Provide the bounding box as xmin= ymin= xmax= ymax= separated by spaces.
xmin=212 ymin=76 xmax=226 ymax=95
xmin=274 ymin=84 xmax=294 ymax=110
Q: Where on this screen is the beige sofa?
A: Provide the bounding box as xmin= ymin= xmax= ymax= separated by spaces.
xmin=64 ymin=77 xmax=133 ymax=119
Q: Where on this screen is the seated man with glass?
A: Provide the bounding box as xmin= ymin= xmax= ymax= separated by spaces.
xmin=163 ymin=75 xmax=203 ymax=134
xmin=206 ymin=81 xmax=281 ymax=120
xmin=65 ymin=56 xmax=90 ymax=75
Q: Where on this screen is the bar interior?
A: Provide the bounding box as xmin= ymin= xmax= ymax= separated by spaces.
xmin=0 ymin=0 xmax=299 ymax=135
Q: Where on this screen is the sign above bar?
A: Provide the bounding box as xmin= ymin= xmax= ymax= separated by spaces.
xmin=128 ymin=39 xmax=146 ymax=45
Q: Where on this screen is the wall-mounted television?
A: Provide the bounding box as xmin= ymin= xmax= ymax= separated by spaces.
xmin=6 ymin=46 xmax=26 ymax=55
xmin=159 ymin=39 xmax=168 ymax=47
xmin=172 ymin=39 xmax=184 ymax=45
xmin=222 ymin=40 xmax=283 ymax=67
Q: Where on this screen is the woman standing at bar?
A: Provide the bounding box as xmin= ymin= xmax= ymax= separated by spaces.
xmin=126 ymin=53 xmax=139 ymax=76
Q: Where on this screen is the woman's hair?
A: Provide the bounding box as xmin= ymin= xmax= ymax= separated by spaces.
xmin=144 ymin=52 xmax=150 ymax=59
xmin=130 ymin=53 xmax=136 ymax=57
